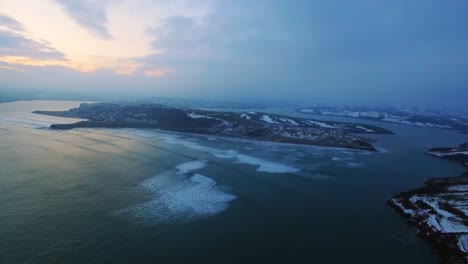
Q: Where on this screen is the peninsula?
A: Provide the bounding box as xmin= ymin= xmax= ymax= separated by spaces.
xmin=426 ymin=143 xmax=468 ymax=167
xmin=34 ymin=102 xmax=393 ymax=151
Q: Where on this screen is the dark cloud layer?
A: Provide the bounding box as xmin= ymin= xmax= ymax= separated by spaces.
xmin=1 ymin=0 xmax=467 ymax=110
xmin=141 ymin=0 xmax=468 ymax=108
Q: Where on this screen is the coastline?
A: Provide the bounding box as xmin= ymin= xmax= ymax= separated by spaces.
xmin=388 ymin=172 xmax=468 ymax=264
xmin=33 ymin=102 xmax=395 ymax=151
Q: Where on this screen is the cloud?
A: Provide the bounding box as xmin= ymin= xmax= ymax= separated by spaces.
xmin=0 ymin=63 xmax=23 ymax=72
xmin=0 ymin=15 xmax=66 ymax=61
xmin=1 ymin=0 xmax=468 ymax=110
xmin=144 ymin=68 xmax=176 ymax=77
xmin=0 ymin=15 xmax=25 ymax=31
xmin=138 ymin=0 xmax=468 ymax=107
xmin=55 ymin=0 xmax=113 ymax=40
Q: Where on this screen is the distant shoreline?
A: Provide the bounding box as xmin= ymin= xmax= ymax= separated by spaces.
xmin=297 ymin=107 xmax=468 ymax=133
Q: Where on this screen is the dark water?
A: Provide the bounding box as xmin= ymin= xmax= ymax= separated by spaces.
xmin=0 ymin=101 xmax=467 ymax=263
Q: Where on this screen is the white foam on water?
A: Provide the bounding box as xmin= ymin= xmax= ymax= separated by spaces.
xmin=176 ymin=160 xmax=207 ymax=175
xmin=117 ymin=163 xmax=237 ymax=224
xmin=303 ymin=173 xmax=336 ymax=181
xmin=345 ymin=162 xmax=363 ymax=168
xmin=375 ymin=147 xmax=390 ymax=153
xmin=296 ymin=152 xmax=307 ymax=158
xmin=160 ymin=173 xmax=236 ymax=216
xmin=155 ymin=133 xmax=301 ymax=174
xmin=212 ymin=149 xmax=238 ymax=159
xmin=236 ymin=154 xmax=300 ymax=173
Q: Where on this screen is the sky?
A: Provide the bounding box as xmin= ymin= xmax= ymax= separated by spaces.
xmin=0 ymin=0 xmax=467 ymax=109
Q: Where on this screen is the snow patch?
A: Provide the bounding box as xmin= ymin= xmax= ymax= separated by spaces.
xmin=410 ymin=195 xmax=468 ymax=233
xmin=448 ymin=185 xmax=468 ymax=192
xmin=187 ymin=112 xmax=207 ymax=119
xmin=260 ymin=115 xmax=278 ymax=124
xmin=186 ymin=113 xmax=226 ymax=123
xmin=305 ymin=120 xmax=337 ymax=129
xmin=356 ymin=126 xmax=375 ymax=133
xmin=391 ymin=199 xmax=415 ymax=216
xmin=427 ymin=151 xmax=468 ymax=157
xmin=279 ymin=118 xmax=299 ymax=125
xmin=240 ymin=113 xmax=251 ymax=120
xmin=426 ymin=215 xmax=443 ymax=231
xmin=458 ymin=235 xmax=468 ymax=253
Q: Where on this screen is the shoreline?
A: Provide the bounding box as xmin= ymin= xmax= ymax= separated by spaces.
xmin=388 ymin=172 xmax=468 ymax=264
xmin=34 ymin=102 xmax=394 ymax=151
xmin=44 ymin=121 xmax=378 ymax=151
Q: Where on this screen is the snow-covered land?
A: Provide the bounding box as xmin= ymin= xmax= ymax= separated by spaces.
xmin=459 ymin=235 xmax=468 ymax=253
xmin=260 ymin=115 xmax=278 ymax=124
xmin=389 ymin=172 xmax=468 ymax=264
xmin=304 ymin=120 xmax=338 ymax=129
xmin=297 ymin=106 xmax=468 ymax=132
xmin=425 ymin=143 xmax=468 ymax=167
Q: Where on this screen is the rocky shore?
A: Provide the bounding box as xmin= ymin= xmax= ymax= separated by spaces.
xmin=426 ymin=143 xmax=468 ymax=167
xmin=389 ymin=172 xmax=468 ymax=264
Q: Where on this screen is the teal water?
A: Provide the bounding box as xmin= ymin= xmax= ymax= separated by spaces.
xmin=0 ymin=101 xmax=467 ymax=263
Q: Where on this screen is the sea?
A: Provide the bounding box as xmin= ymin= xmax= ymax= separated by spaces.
xmin=0 ymin=100 xmax=466 ymax=264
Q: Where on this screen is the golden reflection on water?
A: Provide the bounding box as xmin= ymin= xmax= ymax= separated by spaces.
xmin=0 ymin=101 xmax=168 ymax=195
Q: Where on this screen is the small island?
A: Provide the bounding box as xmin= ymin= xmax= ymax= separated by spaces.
xmin=426 ymin=143 xmax=468 ymax=167
xmin=389 ymin=145 xmax=468 ymax=264
xmin=34 ymin=102 xmax=393 ymax=151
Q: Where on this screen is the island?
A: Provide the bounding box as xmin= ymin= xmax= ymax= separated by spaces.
xmin=426 ymin=143 xmax=468 ymax=167
xmin=389 ymin=145 xmax=468 ymax=264
xmin=34 ymin=102 xmax=393 ymax=151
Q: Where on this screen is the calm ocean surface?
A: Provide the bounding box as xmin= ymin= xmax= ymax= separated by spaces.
xmin=1 ymin=101 xmax=467 ymax=263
